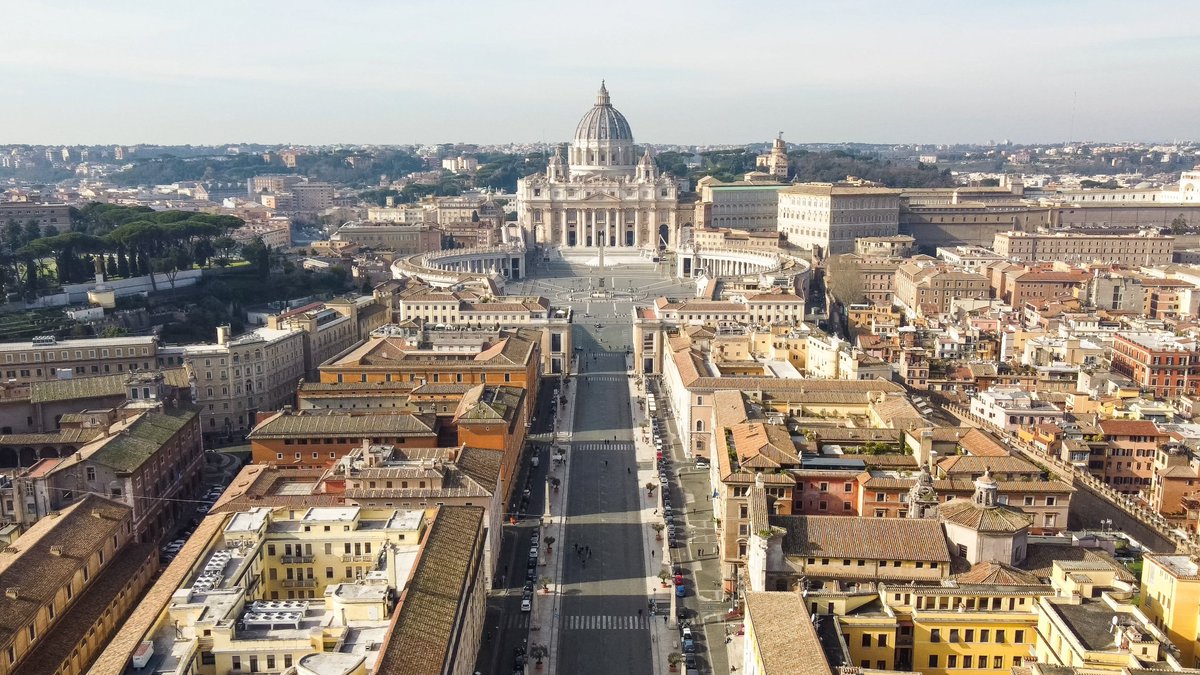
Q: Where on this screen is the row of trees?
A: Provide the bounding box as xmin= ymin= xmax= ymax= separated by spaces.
xmin=0 ymin=205 xmax=248 ymax=300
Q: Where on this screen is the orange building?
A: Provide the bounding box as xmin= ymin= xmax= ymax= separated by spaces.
xmin=1110 ymin=331 xmax=1200 ymax=399
xmin=247 ymin=408 xmax=439 ymax=466
xmin=450 ymin=384 xmax=528 ymax=503
xmin=1099 ymin=418 xmax=1167 ymax=495
xmin=319 ymin=327 xmax=542 ymax=419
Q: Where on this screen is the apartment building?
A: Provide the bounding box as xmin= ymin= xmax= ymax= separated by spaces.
xmin=1110 ymin=331 xmax=1200 ymax=399
xmin=693 ymin=176 xmax=788 ymax=232
xmin=171 ymin=325 xmax=306 ymax=441
xmin=392 ymin=287 xmax=573 ymax=374
xmin=290 ymin=182 xmax=335 ymax=212
xmin=319 ymin=327 xmax=542 ymax=418
xmin=266 ymin=302 xmax=360 ymax=379
xmin=777 ymin=183 xmax=901 ymax=257
xmin=858 ymin=473 xmax=1073 ymax=534
xmin=89 ymin=505 xmax=486 ymax=675
xmin=0 ymin=335 xmax=159 ymax=385
xmin=247 ymin=174 xmax=303 ymax=197
xmin=0 ymin=494 xmax=157 ymax=675
xmin=14 ymin=405 xmax=203 ymax=543
xmin=992 ymin=230 xmax=1175 ymax=265
xmin=330 ymin=221 xmax=442 ymax=254
xmin=969 ymin=387 xmax=1066 ymax=433
xmin=0 ymin=201 xmax=70 ymax=233
xmin=894 ymin=261 xmax=990 ymax=316
xmin=1141 ymin=554 xmax=1200 ymax=666
xmin=1099 ymin=418 xmax=1167 ymax=495
xmin=248 ymin=408 xmax=439 ymax=467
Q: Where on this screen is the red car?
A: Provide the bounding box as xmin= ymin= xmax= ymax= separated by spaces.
xmin=674 ymin=573 xmax=683 ymax=585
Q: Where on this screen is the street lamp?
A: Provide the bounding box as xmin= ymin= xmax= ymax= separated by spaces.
xmin=1100 ymin=518 xmax=1113 ymax=532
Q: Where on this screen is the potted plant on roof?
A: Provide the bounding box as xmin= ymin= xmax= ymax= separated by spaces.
xmin=658 ymin=567 xmax=672 ymax=588
xmin=530 ymin=643 xmax=548 ymax=669
xmin=544 ymin=535 xmax=555 ymax=555
xmin=668 ymin=651 xmax=684 ymax=672
xmin=645 ymin=481 xmax=657 ymax=497
xmin=652 ymin=522 xmax=665 ymax=541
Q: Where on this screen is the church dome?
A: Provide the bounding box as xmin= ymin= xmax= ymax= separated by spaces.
xmin=574 ymin=82 xmax=633 ymax=142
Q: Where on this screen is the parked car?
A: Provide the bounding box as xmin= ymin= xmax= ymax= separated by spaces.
xmin=521 ymin=598 xmax=532 ymax=612
xmin=676 ymin=583 xmax=687 ymax=598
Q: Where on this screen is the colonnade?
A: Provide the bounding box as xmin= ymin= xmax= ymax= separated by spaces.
xmin=543 ymin=207 xmax=661 ymax=248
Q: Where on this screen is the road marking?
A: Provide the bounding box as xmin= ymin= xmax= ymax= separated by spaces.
xmin=564 ymin=614 xmax=648 ymax=630
xmin=503 ymin=614 xmax=531 ymax=629
xmin=572 ymin=442 xmax=635 ymax=452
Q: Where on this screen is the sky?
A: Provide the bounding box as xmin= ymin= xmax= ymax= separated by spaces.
xmin=2 ymin=0 xmax=1198 ymax=146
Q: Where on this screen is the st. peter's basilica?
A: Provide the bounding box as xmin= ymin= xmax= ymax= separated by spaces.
xmin=516 ymin=83 xmax=685 ymax=251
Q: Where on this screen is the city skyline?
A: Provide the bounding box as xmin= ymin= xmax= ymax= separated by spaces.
xmin=2 ymin=1 xmax=1199 ymax=146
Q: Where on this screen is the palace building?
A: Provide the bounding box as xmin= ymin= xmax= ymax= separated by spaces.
xmin=516 ymin=83 xmax=684 ymax=250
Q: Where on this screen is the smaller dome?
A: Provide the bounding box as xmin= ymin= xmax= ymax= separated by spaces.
xmin=574 ymin=82 xmax=633 ymax=143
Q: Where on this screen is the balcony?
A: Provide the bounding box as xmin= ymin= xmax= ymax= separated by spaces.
xmin=280 ymin=555 xmax=314 ymax=564
xmin=341 ymin=554 xmax=374 ymax=563
xmin=281 ymin=579 xmax=316 ymax=589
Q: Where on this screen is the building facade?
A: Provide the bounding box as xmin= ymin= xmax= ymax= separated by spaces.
xmin=516 ymin=84 xmax=682 ymax=249
xmin=777 ymin=183 xmax=901 ymax=257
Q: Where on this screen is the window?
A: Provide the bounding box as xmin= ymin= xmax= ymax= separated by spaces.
xmin=980 ymin=629 xmax=990 ymax=642
xmin=994 ymin=655 xmax=1003 ymax=669
xmin=878 ymin=634 xmax=887 ymax=647
xmin=927 ymin=655 xmax=938 ymax=668
xmin=996 ymin=629 xmax=1005 ymax=643
xmin=949 ymin=629 xmax=959 ymax=643
xmin=963 ymin=655 xmax=973 ymax=668
xmin=861 ymin=634 xmax=871 ymax=647
xmin=1015 ymin=630 xmax=1025 ymax=643
xmin=930 ymin=629 xmax=940 ymax=643
xmin=86 ymin=467 xmax=96 ymax=481
xmin=947 ymin=655 xmax=957 ymax=668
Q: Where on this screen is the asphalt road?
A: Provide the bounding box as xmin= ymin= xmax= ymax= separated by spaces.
xmin=474 ymin=256 xmax=693 ymax=675
xmin=556 ymin=345 xmax=651 ymax=675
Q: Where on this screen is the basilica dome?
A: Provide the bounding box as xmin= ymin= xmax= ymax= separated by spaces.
xmin=574 ymin=82 xmax=633 ymax=142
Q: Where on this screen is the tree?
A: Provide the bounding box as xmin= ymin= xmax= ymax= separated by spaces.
xmin=529 ymin=644 xmax=549 ymax=665
xmin=105 ymin=254 xmax=118 ymax=278
xmin=241 ymin=238 xmax=270 ymax=279
xmin=825 ymin=254 xmax=866 ymax=306
xmin=116 ymin=244 xmax=130 ymax=278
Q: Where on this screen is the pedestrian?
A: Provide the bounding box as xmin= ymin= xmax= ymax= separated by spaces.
xmin=663 ymin=615 xmax=667 ymax=624
xmin=604 ymin=459 xmax=608 ymax=467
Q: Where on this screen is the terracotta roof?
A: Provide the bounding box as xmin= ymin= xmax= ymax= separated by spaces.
xmin=17 ymin=543 xmax=156 ymax=675
xmin=453 ymin=385 xmax=523 ymax=424
xmin=730 ymin=423 xmax=800 ymax=469
xmin=84 ymin=407 xmax=196 ymax=473
xmin=248 ymin=409 xmax=438 ymax=439
xmin=954 ymin=560 xmax=1043 ymax=586
xmin=0 ymin=495 xmax=130 ymax=645
xmin=87 ymin=513 xmax=230 ymax=674
xmin=744 ymin=592 xmax=832 ymax=675
xmin=376 ymin=506 xmax=485 ymax=675
xmin=28 ymin=368 xmax=189 ymax=404
xmin=939 ymin=498 xmax=1031 ymax=533
xmin=773 ymin=515 xmax=950 ymax=563
xmin=937 ymin=454 xmax=1040 ymax=476
xmin=1098 ymin=419 xmax=1163 ymax=436
xmin=1022 ymin=543 xmax=1135 ymax=582
xmin=957 ymin=428 xmax=1010 ymax=457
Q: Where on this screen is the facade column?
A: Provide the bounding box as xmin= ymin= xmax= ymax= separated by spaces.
xmin=634 ymin=209 xmax=641 ymax=249
xmin=650 ymin=208 xmax=658 ymax=248
xmin=588 ymin=209 xmax=595 ymax=248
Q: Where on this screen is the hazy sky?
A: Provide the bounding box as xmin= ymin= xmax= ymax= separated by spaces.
xmin=3 ymin=1 xmax=1198 ymax=146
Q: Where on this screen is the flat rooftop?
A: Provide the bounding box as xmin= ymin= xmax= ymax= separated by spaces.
xmin=1052 ymin=601 xmax=1133 ymax=652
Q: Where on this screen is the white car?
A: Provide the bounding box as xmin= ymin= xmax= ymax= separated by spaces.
xmin=521 ymin=598 xmax=532 ymax=612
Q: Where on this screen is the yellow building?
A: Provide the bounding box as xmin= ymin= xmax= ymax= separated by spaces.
xmin=88 ymin=504 xmax=436 ymax=674
xmin=1033 ymin=559 xmax=1189 ymax=672
xmin=0 ymin=494 xmax=156 ymax=675
xmin=1141 ymin=553 xmax=1200 ymax=667
xmin=833 ymin=564 xmax=1051 ymax=674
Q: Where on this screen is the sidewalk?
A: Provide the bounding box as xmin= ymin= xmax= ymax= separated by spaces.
xmin=626 ymin=356 xmax=674 ymax=675
xmin=534 ymin=371 xmax=577 ymax=675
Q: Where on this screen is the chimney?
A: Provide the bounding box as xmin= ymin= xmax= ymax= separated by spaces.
xmin=216 ymin=324 xmax=231 ymax=346
xmin=50 ymin=545 xmax=63 ymax=556
xmin=5 ymin=588 xmax=18 ymax=600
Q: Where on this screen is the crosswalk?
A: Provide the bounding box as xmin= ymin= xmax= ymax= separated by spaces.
xmin=563 ymin=614 xmax=650 ymax=630
xmin=572 ymin=442 xmax=635 ymax=452
xmin=502 ymin=613 xmax=532 ymax=629
xmin=581 ymin=375 xmax=630 ymax=382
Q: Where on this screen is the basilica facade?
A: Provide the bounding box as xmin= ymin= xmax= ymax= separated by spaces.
xmin=516 ymin=83 xmax=683 ymax=250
